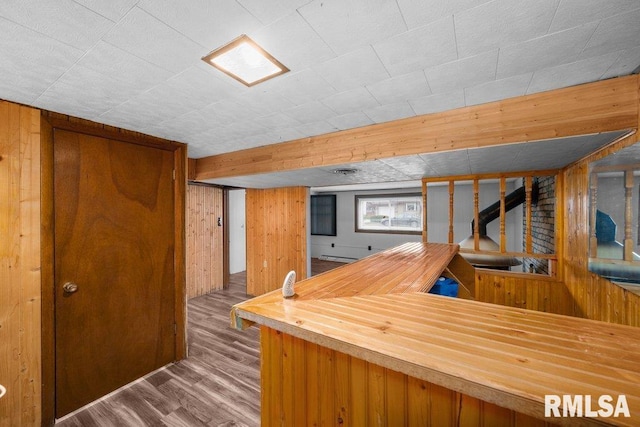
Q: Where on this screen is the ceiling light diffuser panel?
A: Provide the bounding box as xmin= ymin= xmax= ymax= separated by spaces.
xmin=202 ymin=34 xmax=289 ymax=86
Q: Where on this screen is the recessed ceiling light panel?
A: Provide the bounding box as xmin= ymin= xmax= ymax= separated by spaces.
xmin=202 ymin=34 xmax=289 ymax=87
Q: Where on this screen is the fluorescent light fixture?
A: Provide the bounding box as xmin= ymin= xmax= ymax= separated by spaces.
xmin=202 ymin=35 xmax=289 ymax=87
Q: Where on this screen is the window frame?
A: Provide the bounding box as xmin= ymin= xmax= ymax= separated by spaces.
xmin=354 ymin=192 xmax=423 ymax=235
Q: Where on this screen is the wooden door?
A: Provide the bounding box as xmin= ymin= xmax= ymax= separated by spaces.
xmin=54 ymin=130 xmax=176 ymax=417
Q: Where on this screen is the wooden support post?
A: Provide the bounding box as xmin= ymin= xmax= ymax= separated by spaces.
xmin=422 ymin=180 xmax=428 ymax=242
xmin=624 ymin=170 xmax=634 ymax=261
xmin=499 ymin=177 xmax=506 ymax=253
xmin=525 ymin=177 xmax=533 ymax=254
xmin=473 ymin=179 xmax=480 ymax=251
xmin=589 ymin=173 xmax=599 ymax=257
xmin=448 ymin=181 xmax=455 ymax=244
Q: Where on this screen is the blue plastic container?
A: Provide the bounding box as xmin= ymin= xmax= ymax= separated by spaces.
xmin=429 ymin=277 xmax=459 ymax=297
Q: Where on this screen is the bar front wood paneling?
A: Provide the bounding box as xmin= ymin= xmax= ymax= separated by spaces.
xmin=233 ymin=243 xmax=640 ymax=425
xmin=0 ymin=101 xmax=42 ymax=426
xmin=196 ymin=75 xmax=639 ymax=180
xmin=475 ymin=270 xmax=574 ymax=316
xmin=246 ymin=187 xmax=308 ymax=296
xmin=261 ymin=326 xmax=548 ymax=427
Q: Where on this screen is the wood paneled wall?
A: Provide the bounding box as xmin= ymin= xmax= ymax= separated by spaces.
xmin=0 ymin=101 xmax=42 ymax=426
xmin=562 ymin=135 xmax=640 ymax=327
xmin=260 ymin=327 xmax=546 ymax=427
xmin=475 ymin=271 xmax=574 ymax=316
xmin=246 ymin=187 xmax=308 ymax=296
xmin=186 ymin=184 xmax=224 ymax=298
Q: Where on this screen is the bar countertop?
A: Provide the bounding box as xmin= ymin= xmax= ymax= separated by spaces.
xmin=231 ymin=242 xmax=640 ymax=425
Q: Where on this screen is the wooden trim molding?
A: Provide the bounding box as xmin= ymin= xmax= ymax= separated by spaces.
xmin=195 ymin=75 xmax=640 ymax=180
xmin=40 ymin=113 xmax=55 ymax=427
xmin=187 ymin=158 xmax=197 ymax=180
xmin=223 ymin=188 xmax=230 ymax=288
xmin=174 ymin=144 xmax=187 ymax=359
xmin=40 ymin=111 xmax=183 ymax=151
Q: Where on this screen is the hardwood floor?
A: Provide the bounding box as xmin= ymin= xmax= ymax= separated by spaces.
xmin=56 ymin=259 xmax=345 ymax=426
xmin=310 ymin=257 xmax=349 ymax=275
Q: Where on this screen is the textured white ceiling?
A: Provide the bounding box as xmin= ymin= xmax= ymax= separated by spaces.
xmin=0 ymin=0 xmax=639 ymax=187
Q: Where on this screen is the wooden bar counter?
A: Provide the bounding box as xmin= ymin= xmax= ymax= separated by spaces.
xmin=231 ymin=243 xmax=640 ymax=426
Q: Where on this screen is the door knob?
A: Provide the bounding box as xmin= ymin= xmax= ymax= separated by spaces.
xmin=63 ymin=282 xmax=79 ymax=294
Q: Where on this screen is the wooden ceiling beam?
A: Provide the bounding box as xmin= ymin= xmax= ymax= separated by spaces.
xmin=195 ymin=75 xmax=640 ymax=181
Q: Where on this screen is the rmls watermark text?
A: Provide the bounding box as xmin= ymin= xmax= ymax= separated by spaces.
xmin=545 ymin=395 xmax=630 ymax=418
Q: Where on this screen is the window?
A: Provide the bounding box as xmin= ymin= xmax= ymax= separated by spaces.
xmin=355 ymin=193 xmax=422 ymax=234
xmin=311 ymin=194 xmax=337 ymax=236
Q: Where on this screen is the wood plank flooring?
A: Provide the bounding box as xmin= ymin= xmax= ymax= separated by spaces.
xmin=56 ymin=259 xmax=344 ymax=426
